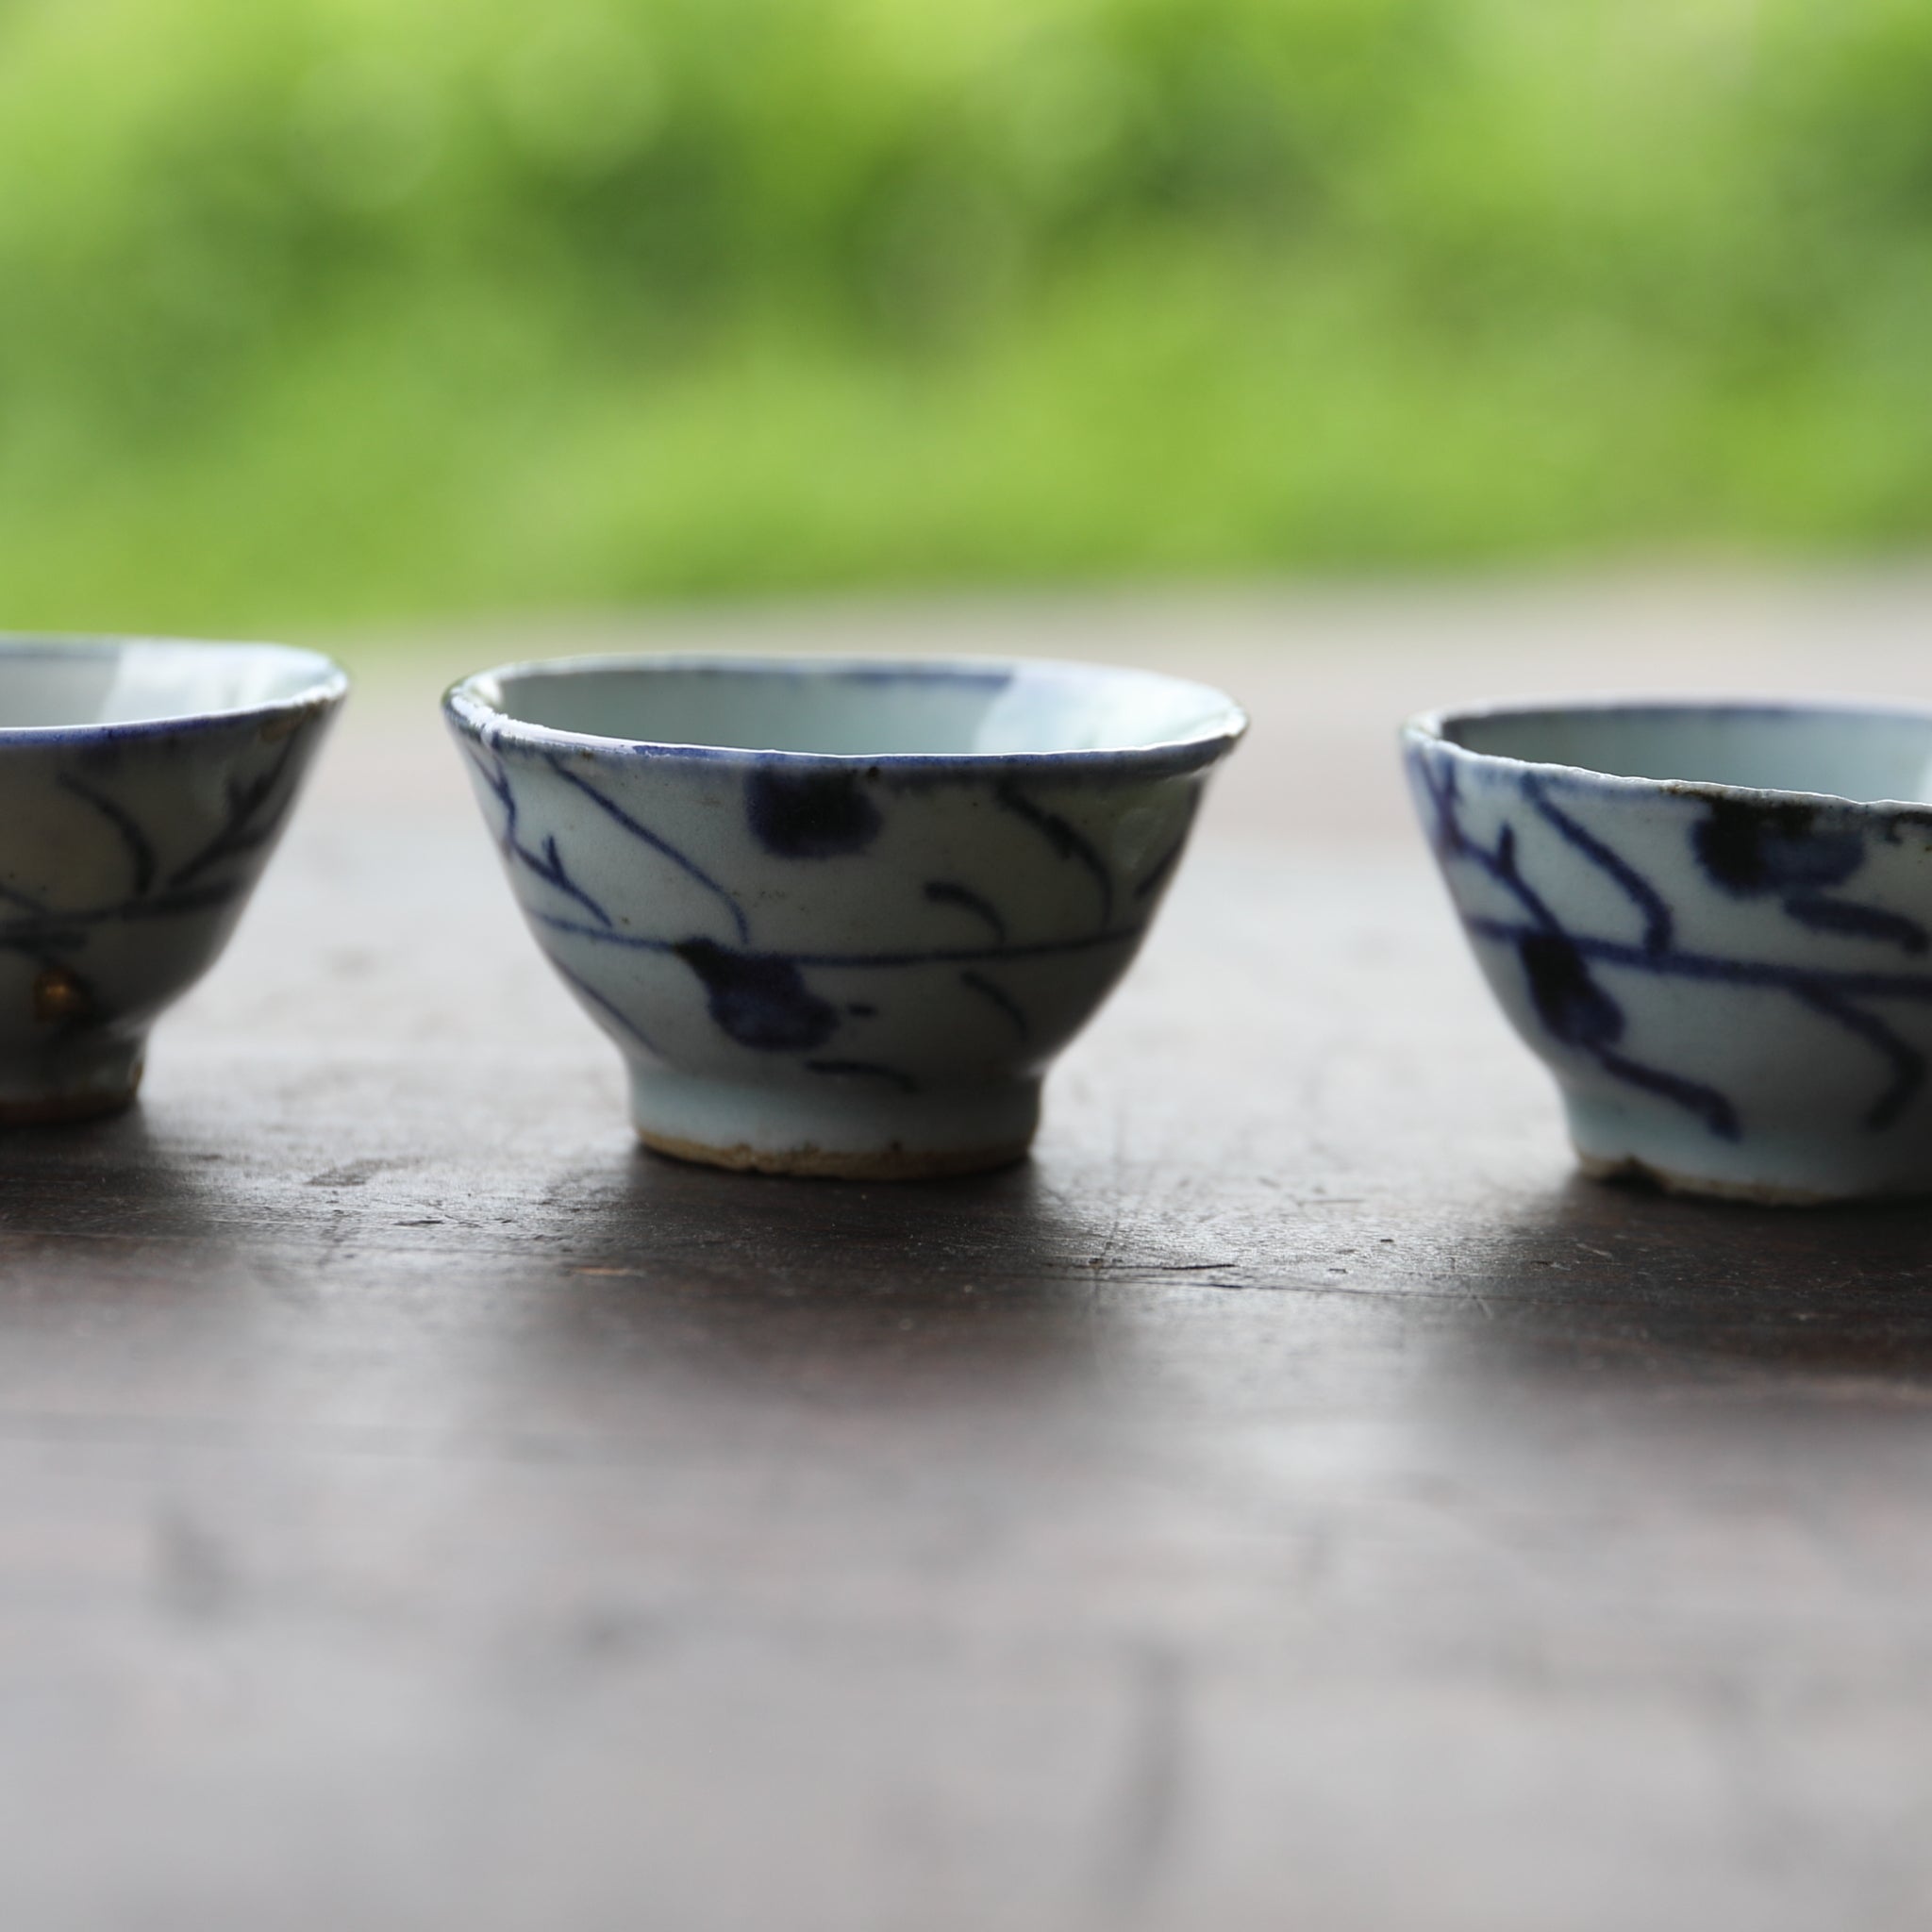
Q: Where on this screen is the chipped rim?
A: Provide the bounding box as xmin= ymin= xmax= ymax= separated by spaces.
xmin=445 ymin=652 xmax=1249 ymax=781
xmin=0 ymin=635 xmax=349 ymax=748
xmin=1403 ymin=693 xmax=1932 ymax=817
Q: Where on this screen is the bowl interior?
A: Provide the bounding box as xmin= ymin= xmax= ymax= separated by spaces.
xmin=0 ymin=640 xmax=340 ymax=730
xmin=471 ymin=658 xmax=1242 ymax=758
xmin=1443 ymin=704 xmax=1932 ymax=806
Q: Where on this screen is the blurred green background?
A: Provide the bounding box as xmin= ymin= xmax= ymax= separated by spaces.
xmin=3 ymin=0 xmax=1930 ymax=635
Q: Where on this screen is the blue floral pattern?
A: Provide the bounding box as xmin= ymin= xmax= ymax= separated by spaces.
xmin=1409 ymin=745 xmax=1932 ymax=1140
xmin=0 ymin=723 xmax=329 ymax=1040
xmin=462 ymin=741 xmax=1198 ymax=1098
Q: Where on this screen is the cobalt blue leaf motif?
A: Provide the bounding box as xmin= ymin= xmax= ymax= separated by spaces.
xmin=746 ymin=770 xmax=882 ymax=858
xmin=1415 ymin=755 xmax=1932 ymax=1141
xmin=0 ymin=728 xmax=322 ymax=1043
xmin=673 ymin=940 xmax=841 ymax=1053
xmin=1692 ymin=797 xmax=1926 ymax=954
xmin=475 ymin=754 xmax=1181 ymax=1089
xmin=923 ymin=880 xmax=1007 ymax=943
xmin=994 ymin=780 xmax=1115 ymax=924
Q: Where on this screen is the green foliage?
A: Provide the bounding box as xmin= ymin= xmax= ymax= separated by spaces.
xmin=1 ymin=0 xmax=1930 ymax=629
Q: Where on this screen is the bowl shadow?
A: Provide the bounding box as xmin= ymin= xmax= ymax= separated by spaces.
xmin=1447 ymin=1169 xmax=1932 ymax=1387
xmin=0 ymin=1107 xmax=242 ymax=1247
xmin=525 ymin=1147 xmax=1141 ymax=1404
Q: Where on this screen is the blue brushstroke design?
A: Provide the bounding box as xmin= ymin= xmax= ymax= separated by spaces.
xmin=1592 ymin=1047 xmax=1740 ymax=1140
xmin=168 ymin=737 xmax=302 ymax=889
xmin=0 ymin=882 xmax=249 ymax=953
xmin=1780 ymin=894 xmax=1928 ymax=955
xmin=531 ymin=910 xmax=1147 ymax=971
xmin=2 ymin=928 xmax=86 ymax=958
xmin=1132 ymin=839 xmax=1185 ymax=904
xmin=58 ymin=774 xmax=157 ymax=898
xmin=1416 ymin=758 xmax=1756 ymax=1140
xmin=747 ymin=768 xmax=882 ymax=858
xmin=1790 ymin=980 xmax=1923 ymax=1129
xmin=531 ymin=833 xmax=612 ymax=929
xmin=924 ymin=880 xmax=1007 ymax=943
xmin=1462 ymin=916 xmax=1932 ymax=1004
xmin=468 ymin=732 xmax=1176 ymax=1093
xmin=1694 ymin=797 xmax=1864 ymax=893
xmin=674 ymin=939 xmax=840 ymax=1051
xmin=548 ymin=958 xmax=661 ymax=1057
xmin=1690 ymin=793 xmax=1924 ymax=954
xmin=463 ymin=747 xmax=612 ymax=929
xmin=0 ymin=733 xmax=321 ymax=1013
xmin=995 ymin=780 xmax=1113 ymax=924
xmin=1516 ymin=929 xmax=1623 ymax=1046
xmin=1133 ymin=791 xmax=1201 ymax=904
xmin=1523 ymin=773 xmax=1672 ymax=954
xmin=545 ymin=756 xmax=751 ymax=944
xmin=1435 ymin=743 xmax=1932 ymax=1140
xmin=959 ymin=969 xmax=1030 ymax=1041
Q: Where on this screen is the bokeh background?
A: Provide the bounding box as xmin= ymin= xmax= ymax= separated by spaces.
xmin=5 ymin=0 xmax=1931 ymax=636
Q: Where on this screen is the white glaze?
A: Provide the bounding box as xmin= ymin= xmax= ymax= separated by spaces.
xmin=1407 ymin=697 xmax=1932 ymax=1204
xmin=447 ymin=655 xmax=1245 ymax=1177
xmin=0 ymin=638 xmax=346 ymax=1121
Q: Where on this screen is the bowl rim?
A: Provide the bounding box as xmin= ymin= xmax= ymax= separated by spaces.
xmin=443 ymin=651 xmax=1248 ymax=777
xmin=0 ymin=635 xmax=349 ymax=746
xmin=1404 ymin=692 xmax=1932 ymax=815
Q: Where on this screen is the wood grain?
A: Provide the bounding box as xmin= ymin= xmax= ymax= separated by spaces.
xmin=5 ymin=594 xmax=1932 ymax=1931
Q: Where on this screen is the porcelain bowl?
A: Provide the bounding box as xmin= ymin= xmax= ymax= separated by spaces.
xmin=0 ymin=636 xmax=345 ymax=1123
xmin=446 ymin=654 xmax=1246 ymax=1177
xmin=1404 ymin=697 xmax=1932 ymax=1204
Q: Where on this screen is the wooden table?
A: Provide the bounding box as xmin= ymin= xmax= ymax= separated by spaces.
xmin=9 ymin=585 xmax=1932 ymax=1930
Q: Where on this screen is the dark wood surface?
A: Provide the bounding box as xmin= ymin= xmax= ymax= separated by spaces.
xmin=9 ymin=592 xmax=1932 ymax=1931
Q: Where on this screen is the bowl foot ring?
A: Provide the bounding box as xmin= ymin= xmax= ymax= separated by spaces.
xmin=1576 ymin=1148 xmax=1852 ymax=1208
xmin=0 ymin=1065 xmax=142 ymax=1128
xmin=637 ymin=1126 xmax=1031 ymax=1181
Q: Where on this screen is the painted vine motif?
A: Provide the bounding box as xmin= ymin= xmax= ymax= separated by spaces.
xmin=465 ymin=744 xmax=1191 ymax=1094
xmin=1413 ymin=753 xmax=1932 ymax=1139
xmin=0 ymin=736 xmax=314 ymax=1038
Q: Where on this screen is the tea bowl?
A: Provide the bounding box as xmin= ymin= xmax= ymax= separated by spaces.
xmin=445 ymin=653 xmax=1246 ymax=1177
xmin=0 ymin=635 xmax=346 ymax=1123
xmin=1405 ymin=696 xmax=1932 ymax=1204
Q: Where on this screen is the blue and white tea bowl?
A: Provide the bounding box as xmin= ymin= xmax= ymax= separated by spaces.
xmin=446 ymin=654 xmax=1246 ymax=1177
xmin=0 ymin=636 xmax=345 ymax=1123
xmin=1405 ymin=697 xmax=1932 ymax=1204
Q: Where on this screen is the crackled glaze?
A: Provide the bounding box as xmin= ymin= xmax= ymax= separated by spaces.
xmin=446 ymin=655 xmax=1245 ymax=1176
